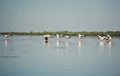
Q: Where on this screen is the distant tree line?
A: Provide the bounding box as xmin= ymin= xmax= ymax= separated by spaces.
xmin=0 ymin=31 xmax=120 ymax=36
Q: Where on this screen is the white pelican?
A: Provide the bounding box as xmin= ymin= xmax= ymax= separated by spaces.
xmin=43 ymin=35 xmax=50 ymax=41
xmin=65 ymin=35 xmax=71 ymax=39
xmin=43 ymin=34 xmax=53 ymax=38
xmin=97 ymin=34 xmax=112 ymax=41
xmin=5 ymin=35 xmax=10 ymax=38
xmin=106 ymin=34 xmax=112 ymax=40
xmin=56 ymin=34 xmax=63 ymax=39
xmin=78 ymin=34 xmax=84 ymax=39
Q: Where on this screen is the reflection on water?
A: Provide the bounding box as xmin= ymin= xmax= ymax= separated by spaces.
xmin=0 ymin=56 xmax=19 ymax=58
xmin=56 ymin=39 xmax=68 ymax=55
xmin=0 ymin=36 xmax=120 ymax=76
xmin=42 ymin=38 xmax=113 ymax=56
xmin=4 ymin=39 xmax=10 ymax=45
xmin=78 ymin=40 xmax=84 ymax=47
xmin=1 ymin=36 xmax=115 ymax=56
xmin=78 ymin=40 xmax=85 ymax=55
xmin=65 ymin=41 xmax=71 ymax=47
xmin=43 ymin=40 xmax=50 ymax=46
xmin=99 ymin=40 xmax=112 ymax=55
xmin=4 ymin=39 xmax=11 ymax=51
xmin=99 ymin=40 xmax=112 ymax=46
xmin=56 ymin=39 xmax=63 ymax=47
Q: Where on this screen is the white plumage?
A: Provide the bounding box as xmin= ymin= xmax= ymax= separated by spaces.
xmin=97 ymin=34 xmax=112 ymax=41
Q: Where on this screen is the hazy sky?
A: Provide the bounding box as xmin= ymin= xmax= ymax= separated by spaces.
xmin=0 ymin=0 xmax=120 ymax=32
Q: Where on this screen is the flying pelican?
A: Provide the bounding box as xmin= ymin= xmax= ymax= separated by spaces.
xmin=78 ymin=34 xmax=84 ymax=39
xmin=97 ymin=34 xmax=112 ymax=41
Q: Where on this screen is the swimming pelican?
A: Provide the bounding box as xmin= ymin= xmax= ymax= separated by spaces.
xmin=43 ymin=34 xmax=52 ymax=38
xmin=106 ymin=34 xmax=112 ymax=40
xmin=78 ymin=34 xmax=84 ymax=39
xmin=5 ymin=35 xmax=10 ymax=38
xmin=65 ymin=35 xmax=71 ymax=39
xmin=97 ymin=34 xmax=112 ymax=41
xmin=56 ymin=34 xmax=63 ymax=39
xmin=43 ymin=35 xmax=50 ymax=41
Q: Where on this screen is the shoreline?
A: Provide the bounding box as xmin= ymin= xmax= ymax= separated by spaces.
xmin=0 ymin=31 xmax=120 ymax=36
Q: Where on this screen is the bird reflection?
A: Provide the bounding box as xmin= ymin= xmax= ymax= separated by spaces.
xmin=78 ymin=40 xmax=84 ymax=47
xmin=43 ymin=40 xmax=50 ymax=46
xmin=99 ymin=40 xmax=112 ymax=46
xmin=99 ymin=40 xmax=112 ymax=55
xmin=65 ymin=41 xmax=71 ymax=47
xmin=5 ymin=39 xmax=10 ymax=45
xmin=56 ymin=39 xmax=69 ymax=55
xmin=78 ymin=40 xmax=85 ymax=55
xmin=4 ymin=39 xmax=11 ymax=51
xmin=56 ymin=39 xmax=63 ymax=47
xmin=56 ymin=39 xmax=63 ymax=54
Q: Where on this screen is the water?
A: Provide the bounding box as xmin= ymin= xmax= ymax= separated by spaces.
xmin=0 ymin=36 xmax=120 ymax=76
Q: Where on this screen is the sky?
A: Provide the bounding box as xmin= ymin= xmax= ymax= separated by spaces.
xmin=0 ymin=0 xmax=120 ymax=32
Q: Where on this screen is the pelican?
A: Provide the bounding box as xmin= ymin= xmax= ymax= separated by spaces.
xmin=97 ymin=34 xmax=112 ymax=41
xmin=43 ymin=34 xmax=52 ymax=38
xmin=106 ymin=34 xmax=112 ymax=40
xmin=65 ymin=35 xmax=71 ymax=39
xmin=78 ymin=34 xmax=84 ymax=39
xmin=5 ymin=35 xmax=10 ymax=38
xmin=56 ymin=34 xmax=63 ymax=39
xmin=43 ymin=35 xmax=50 ymax=41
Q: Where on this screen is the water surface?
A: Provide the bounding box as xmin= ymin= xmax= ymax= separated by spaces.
xmin=0 ymin=36 xmax=120 ymax=76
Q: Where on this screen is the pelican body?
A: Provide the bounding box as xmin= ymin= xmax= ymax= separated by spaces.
xmin=78 ymin=34 xmax=84 ymax=39
xmin=5 ymin=35 xmax=10 ymax=38
xmin=65 ymin=35 xmax=71 ymax=39
xmin=97 ymin=34 xmax=112 ymax=41
xmin=56 ymin=34 xmax=63 ymax=38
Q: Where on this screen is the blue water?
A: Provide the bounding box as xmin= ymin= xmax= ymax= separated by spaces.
xmin=0 ymin=36 xmax=120 ymax=76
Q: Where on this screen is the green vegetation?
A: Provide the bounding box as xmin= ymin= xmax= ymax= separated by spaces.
xmin=0 ymin=31 xmax=120 ymax=36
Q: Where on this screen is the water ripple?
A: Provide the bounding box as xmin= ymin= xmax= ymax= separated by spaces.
xmin=0 ymin=56 xmax=20 ymax=58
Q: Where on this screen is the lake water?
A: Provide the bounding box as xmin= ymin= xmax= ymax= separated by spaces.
xmin=0 ymin=36 xmax=120 ymax=76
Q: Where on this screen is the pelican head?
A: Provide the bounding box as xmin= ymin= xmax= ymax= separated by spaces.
xmin=97 ymin=35 xmax=101 ymax=39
